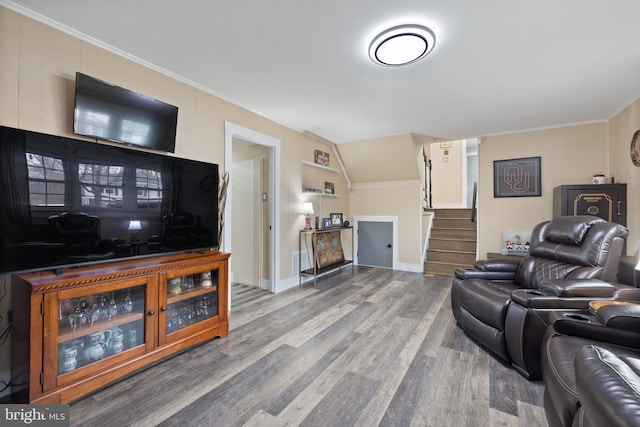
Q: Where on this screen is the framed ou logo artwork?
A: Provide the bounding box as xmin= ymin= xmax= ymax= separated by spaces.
xmin=493 ymin=156 xmax=542 ymax=198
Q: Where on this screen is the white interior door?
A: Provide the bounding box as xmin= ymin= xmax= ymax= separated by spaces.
xmin=231 ymin=158 xmax=261 ymax=286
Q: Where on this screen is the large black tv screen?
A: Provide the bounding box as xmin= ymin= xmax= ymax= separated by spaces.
xmin=0 ymin=125 xmax=219 ymax=274
xmin=74 ymin=72 xmax=178 ymax=153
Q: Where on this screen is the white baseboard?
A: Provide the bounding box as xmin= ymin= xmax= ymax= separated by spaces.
xmin=276 ymin=276 xmax=302 ymax=293
xmin=395 ymin=262 xmax=424 ymax=273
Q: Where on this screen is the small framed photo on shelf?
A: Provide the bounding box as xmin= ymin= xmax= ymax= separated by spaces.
xmin=314 ymin=150 xmax=330 ymax=166
xmin=330 ymin=212 xmax=343 ymax=227
xmin=322 ymin=218 xmax=332 ymax=229
xmin=324 ymin=181 xmax=335 ymax=194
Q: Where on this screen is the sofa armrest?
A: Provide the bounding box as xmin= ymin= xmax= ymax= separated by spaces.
xmin=553 ymin=314 xmax=640 ymax=348
xmin=511 ymin=283 xmax=640 ymax=310
xmin=510 ymin=289 xmax=599 ymax=309
xmin=454 ymin=269 xmax=517 ymax=281
xmin=539 ymin=278 xmax=622 ymax=297
xmin=611 ymin=287 xmax=640 ymax=302
xmin=474 ymin=258 xmax=520 ymax=272
xmin=454 ymin=258 xmax=520 ymax=281
xmin=595 ymin=304 xmax=640 ymax=331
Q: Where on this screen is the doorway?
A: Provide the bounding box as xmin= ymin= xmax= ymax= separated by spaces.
xmin=231 ymin=156 xmax=264 ymax=288
xmin=224 ymin=123 xmax=280 ymax=301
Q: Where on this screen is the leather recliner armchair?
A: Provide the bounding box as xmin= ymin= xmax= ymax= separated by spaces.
xmin=162 ymin=212 xmax=212 ymax=250
xmin=542 ymin=304 xmax=640 ymax=426
xmin=450 ymin=215 xmax=629 ymax=379
xmin=47 ymin=211 xmax=116 ymax=262
xmin=48 ymin=211 xmax=102 ymax=255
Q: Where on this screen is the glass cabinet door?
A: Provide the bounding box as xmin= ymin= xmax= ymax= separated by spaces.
xmin=164 ymin=267 xmax=219 ymax=336
xmin=56 ymin=285 xmax=145 ymax=375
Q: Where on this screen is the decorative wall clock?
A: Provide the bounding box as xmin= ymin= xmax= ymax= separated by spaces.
xmin=630 ymin=130 xmax=640 ymax=166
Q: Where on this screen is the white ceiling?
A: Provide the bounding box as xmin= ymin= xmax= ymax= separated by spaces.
xmin=6 ymin=0 xmax=640 ymax=143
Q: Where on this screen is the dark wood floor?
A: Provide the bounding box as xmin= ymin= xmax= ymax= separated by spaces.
xmin=69 ymin=267 xmax=548 ymax=426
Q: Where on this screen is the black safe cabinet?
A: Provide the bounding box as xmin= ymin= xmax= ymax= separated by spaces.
xmin=553 ymin=184 xmax=627 ymax=226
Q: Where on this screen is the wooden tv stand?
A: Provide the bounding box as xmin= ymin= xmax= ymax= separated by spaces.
xmin=11 ymin=250 xmax=229 ymax=404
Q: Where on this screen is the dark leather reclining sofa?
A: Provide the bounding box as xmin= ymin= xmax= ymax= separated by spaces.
xmin=451 ymin=215 xmax=630 ymax=379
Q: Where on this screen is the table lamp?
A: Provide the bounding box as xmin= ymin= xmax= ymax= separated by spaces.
xmin=128 ymin=220 xmax=142 ymax=242
xmin=303 ymin=202 xmax=314 ymax=230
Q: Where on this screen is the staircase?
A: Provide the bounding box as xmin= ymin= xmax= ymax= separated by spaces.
xmin=424 ymin=208 xmax=477 ymax=275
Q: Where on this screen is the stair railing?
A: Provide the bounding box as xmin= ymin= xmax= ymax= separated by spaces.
xmin=428 ymin=157 xmax=432 ymax=208
xmin=422 ymin=147 xmax=433 ymax=208
xmin=471 ymin=181 xmax=477 ymax=223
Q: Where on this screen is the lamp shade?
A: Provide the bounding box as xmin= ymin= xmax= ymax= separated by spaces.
xmin=303 ymin=202 xmax=314 ymax=216
xmin=128 ymin=220 xmax=142 ymax=231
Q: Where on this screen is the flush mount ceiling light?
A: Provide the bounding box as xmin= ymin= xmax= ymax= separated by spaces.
xmin=369 ymin=24 xmax=436 ymax=66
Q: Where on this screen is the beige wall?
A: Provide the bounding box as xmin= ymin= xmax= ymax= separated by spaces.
xmin=349 ymin=184 xmax=423 ymax=269
xmin=430 ymin=140 xmax=465 ymax=207
xmin=0 ymin=6 xmax=350 ymax=290
xmin=338 ymin=133 xmax=421 ymax=183
xmin=339 ymin=133 xmax=424 ymax=269
xmin=478 ymin=122 xmax=609 ymax=257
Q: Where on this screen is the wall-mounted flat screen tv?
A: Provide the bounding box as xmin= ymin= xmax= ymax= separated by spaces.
xmin=0 ymin=125 xmax=218 ymax=275
xmin=74 ymin=72 xmax=178 ymax=153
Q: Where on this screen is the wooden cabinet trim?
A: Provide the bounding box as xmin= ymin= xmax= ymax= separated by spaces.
xmin=19 ymin=252 xmax=230 ymax=294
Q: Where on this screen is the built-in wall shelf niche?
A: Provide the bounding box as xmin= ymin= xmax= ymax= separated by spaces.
xmin=302 ymin=161 xmax=342 ymax=197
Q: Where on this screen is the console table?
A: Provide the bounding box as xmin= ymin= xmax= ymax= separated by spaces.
xmin=299 ymin=227 xmax=354 ymax=286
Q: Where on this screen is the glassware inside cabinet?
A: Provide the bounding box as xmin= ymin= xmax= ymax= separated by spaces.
xmin=166 ymin=269 xmax=218 ymax=296
xmin=166 ymin=292 xmax=217 ymax=334
xmin=165 ymin=268 xmax=219 ymax=333
xmin=57 ymin=285 xmax=145 ymax=375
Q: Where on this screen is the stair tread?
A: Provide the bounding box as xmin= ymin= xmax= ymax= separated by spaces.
xmin=424 ymin=260 xmax=474 ymax=267
xmin=428 ymin=249 xmax=475 ymax=254
xmin=426 ymin=216 xmax=473 ymax=221
xmin=431 ymin=226 xmax=476 ymax=229
xmin=429 ymin=237 xmax=476 ymax=242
